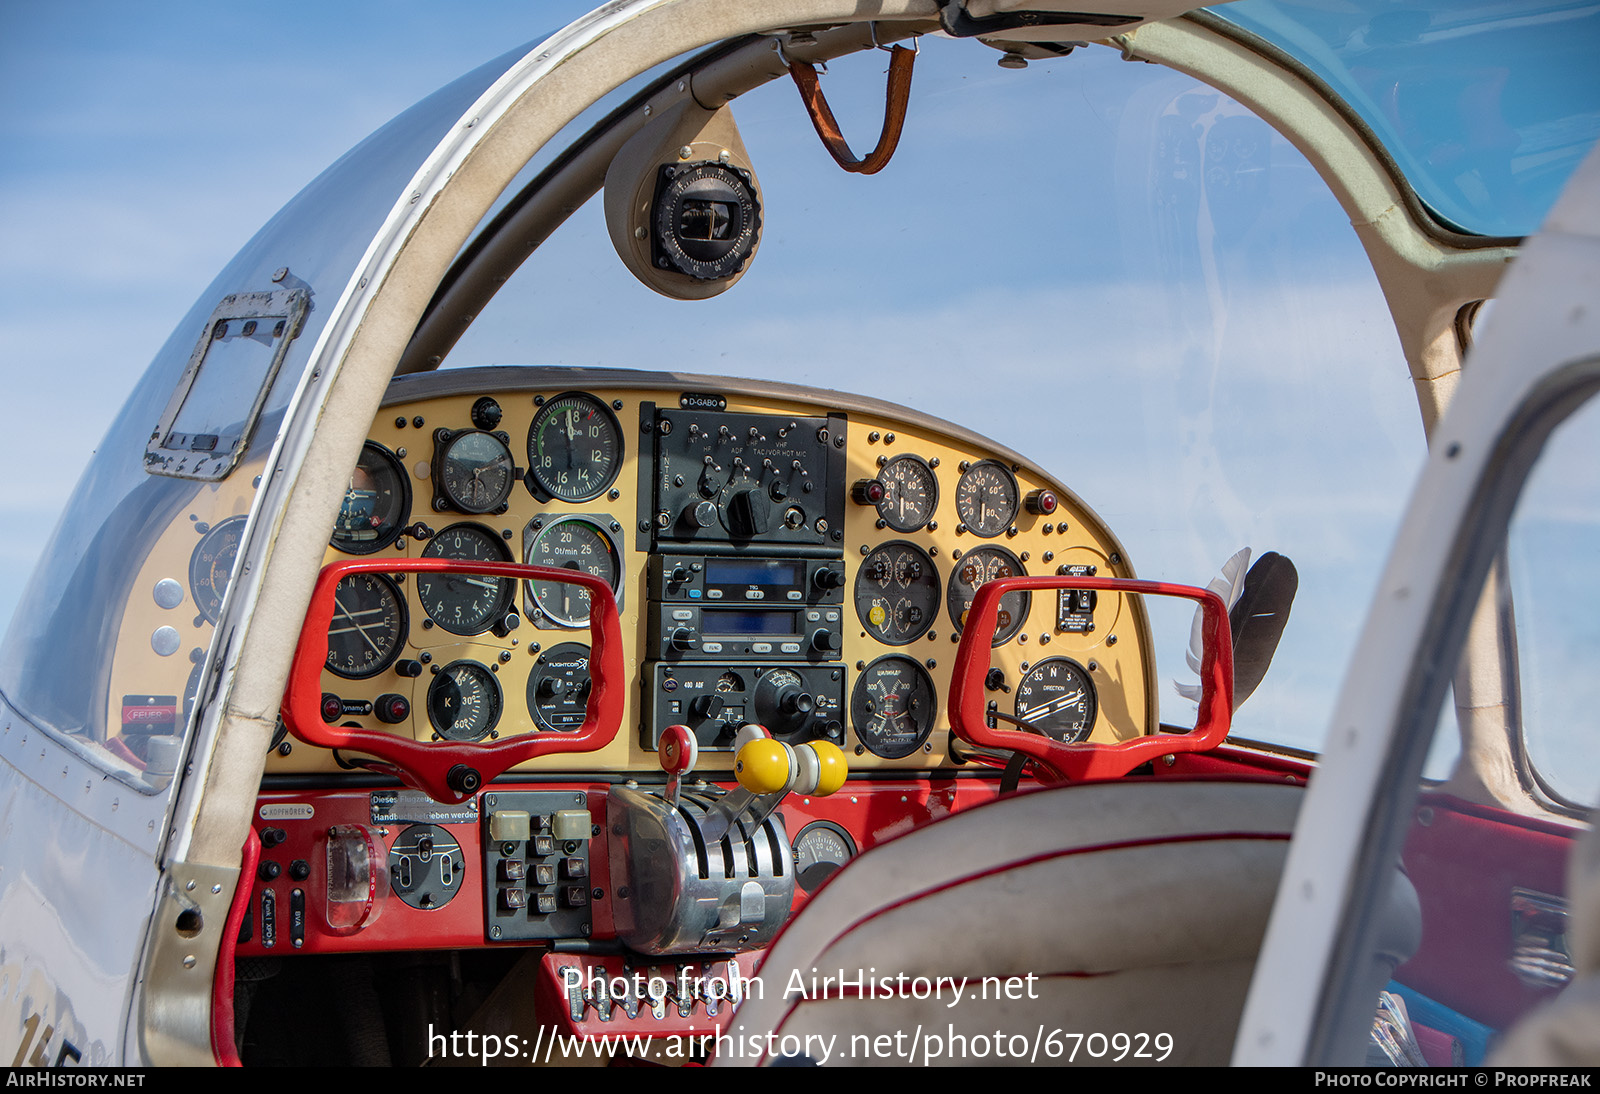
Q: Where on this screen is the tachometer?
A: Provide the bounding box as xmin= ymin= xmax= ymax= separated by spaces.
xmin=1014 ymin=657 xmax=1097 ymax=743
xmin=526 ymin=392 xmax=623 ymax=502
xmin=426 ymin=660 xmax=502 ymax=741
xmin=417 ymin=523 xmax=514 ymax=635
xmin=855 ymin=542 xmax=939 ymax=645
xmin=850 ymin=655 xmax=936 ymax=759
xmin=954 ymin=460 xmax=1019 ymax=538
xmin=524 ymin=517 xmax=622 ymax=627
xmin=947 ymin=545 xmax=1029 ymax=646
xmin=325 ymin=572 xmax=407 ymax=679
xmin=434 ymin=429 xmax=515 ymax=514
xmin=875 ymin=454 xmax=938 ymax=533
xmin=188 ymin=515 xmax=247 ymax=624
xmin=331 ymin=441 xmax=411 ymax=554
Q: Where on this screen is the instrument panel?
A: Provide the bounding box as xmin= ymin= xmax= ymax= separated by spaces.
xmin=260 ymin=367 xmax=1156 ymax=777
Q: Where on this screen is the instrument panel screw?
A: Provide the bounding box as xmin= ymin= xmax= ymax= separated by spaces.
xmin=413 ymin=416 xmax=425 ymax=428
xmin=884 ymin=433 xmax=895 ymax=445
xmin=1109 ymin=553 xmax=1121 ymax=566
xmin=1106 ymin=635 xmax=1118 ymax=646
xmin=277 ymin=742 xmax=292 ymax=756
xmin=499 ymin=651 xmax=512 ymax=663
xmin=491 ymin=926 xmax=502 ymax=940
xmin=395 ymin=417 xmax=406 ymax=429
xmin=609 ymin=488 xmax=621 ymax=500
xmin=868 ymin=431 xmax=880 ymax=443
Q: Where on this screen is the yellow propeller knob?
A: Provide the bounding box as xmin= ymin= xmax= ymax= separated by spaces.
xmin=809 ymin=740 xmax=848 ymax=796
xmin=735 ymin=738 xmax=791 ymax=795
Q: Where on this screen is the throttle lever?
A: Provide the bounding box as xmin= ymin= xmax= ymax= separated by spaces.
xmin=700 ymin=724 xmax=847 ymax=843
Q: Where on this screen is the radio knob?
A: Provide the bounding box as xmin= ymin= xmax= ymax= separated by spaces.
xmin=813 ymin=565 xmax=846 ymax=591
xmin=669 ymin=566 xmax=690 ymax=586
xmin=687 ymin=501 xmax=718 ymax=528
xmin=670 ymin=627 xmax=701 ymax=652
xmin=690 ymin=694 xmax=725 ymax=720
xmin=726 ymin=488 xmax=772 ymax=537
xmin=810 ymin=629 xmax=841 ymax=654
xmin=780 ymin=688 xmax=816 ymax=717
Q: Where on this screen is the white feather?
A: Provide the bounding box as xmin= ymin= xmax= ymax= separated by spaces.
xmin=1174 ymin=547 xmax=1249 ymax=703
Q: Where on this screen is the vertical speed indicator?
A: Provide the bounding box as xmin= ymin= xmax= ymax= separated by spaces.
xmin=526 ymin=393 xmax=622 ymax=502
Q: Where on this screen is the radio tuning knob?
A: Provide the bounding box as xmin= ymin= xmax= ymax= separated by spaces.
xmin=813 ymin=565 xmax=846 ymax=591
xmin=810 ymin=629 xmax=841 ymax=654
xmin=670 ymin=627 xmax=701 ymax=652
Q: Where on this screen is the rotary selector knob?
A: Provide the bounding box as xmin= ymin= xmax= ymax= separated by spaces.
xmin=670 ymin=627 xmax=701 ymax=652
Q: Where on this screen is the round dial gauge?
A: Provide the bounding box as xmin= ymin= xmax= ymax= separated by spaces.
xmin=189 ymin=515 xmax=247 ymax=624
xmin=527 ymin=393 xmax=623 ymax=502
xmin=854 ymin=541 xmax=939 ymax=645
xmin=947 ymin=546 xmax=1030 ymax=647
xmin=331 ymin=442 xmax=411 ymax=554
xmin=525 ymin=518 xmax=621 ymax=627
xmin=954 ymin=460 xmax=1020 ymax=538
xmin=851 ymin=655 xmax=936 ymax=759
xmin=526 ymin=642 xmax=592 ymax=733
xmin=325 ymin=573 xmax=407 ymax=679
xmin=793 ymin=820 xmax=857 ymax=894
xmin=1014 ymin=657 xmax=1098 ymax=743
xmin=435 ymin=429 xmax=515 ymax=514
xmin=417 ymin=523 xmax=513 ymax=636
xmin=426 ymin=660 xmax=502 ymax=741
xmin=875 ymin=454 xmax=938 ymax=533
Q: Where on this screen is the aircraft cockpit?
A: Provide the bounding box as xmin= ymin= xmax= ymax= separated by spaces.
xmin=2 ymin=0 xmax=1598 ymax=1069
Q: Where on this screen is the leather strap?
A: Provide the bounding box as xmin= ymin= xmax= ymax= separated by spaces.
xmin=788 ymin=45 xmax=916 ymax=175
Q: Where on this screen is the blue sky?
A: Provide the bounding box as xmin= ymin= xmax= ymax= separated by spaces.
xmin=0 ymin=2 xmax=1435 ymax=752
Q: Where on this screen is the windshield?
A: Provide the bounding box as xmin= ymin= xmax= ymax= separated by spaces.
xmin=1206 ymin=0 xmax=1600 ymax=238
xmin=444 ymin=33 xmax=1423 ymax=753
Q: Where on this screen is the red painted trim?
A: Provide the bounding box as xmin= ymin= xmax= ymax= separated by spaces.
xmin=283 ymin=559 xmax=624 ymax=803
xmin=211 ymin=827 xmax=260 ymax=1067
xmin=749 ymin=828 xmax=1289 ymax=1063
xmin=948 ymin=577 xmax=1233 ymax=782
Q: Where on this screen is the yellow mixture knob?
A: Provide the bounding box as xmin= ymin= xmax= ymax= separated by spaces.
xmin=735 ymin=738 xmax=791 ymax=795
xmin=809 ymin=740 xmax=848 ymax=796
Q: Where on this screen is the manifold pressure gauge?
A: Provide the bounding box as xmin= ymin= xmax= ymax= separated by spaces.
xmin=651 ymin=162 xmax=761 ymax=281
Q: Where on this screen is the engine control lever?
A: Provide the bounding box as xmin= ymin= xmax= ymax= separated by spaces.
xmin=698 ymin=724 xmax=847 ymax=844
xmin=657 ymin=723 xmax=699 ymax=809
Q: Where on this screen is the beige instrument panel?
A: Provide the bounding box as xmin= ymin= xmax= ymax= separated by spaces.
xmin=105 ymin=366 xmax=1156 ymax=780
xmin=266 ymin=366 xmax=1156 ymax=777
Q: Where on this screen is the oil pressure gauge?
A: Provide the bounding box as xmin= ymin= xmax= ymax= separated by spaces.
xmin=955 ymin=460 xmax=1019 ymax=537
xmin=875 ymin=454 xmax=938 ymax=532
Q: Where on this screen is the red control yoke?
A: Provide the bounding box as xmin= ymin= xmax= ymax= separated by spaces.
xmin=949 ymin=575 xmax=1233 ymax=782
xmin=284 ymin=558 xmax=624 ymax=803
